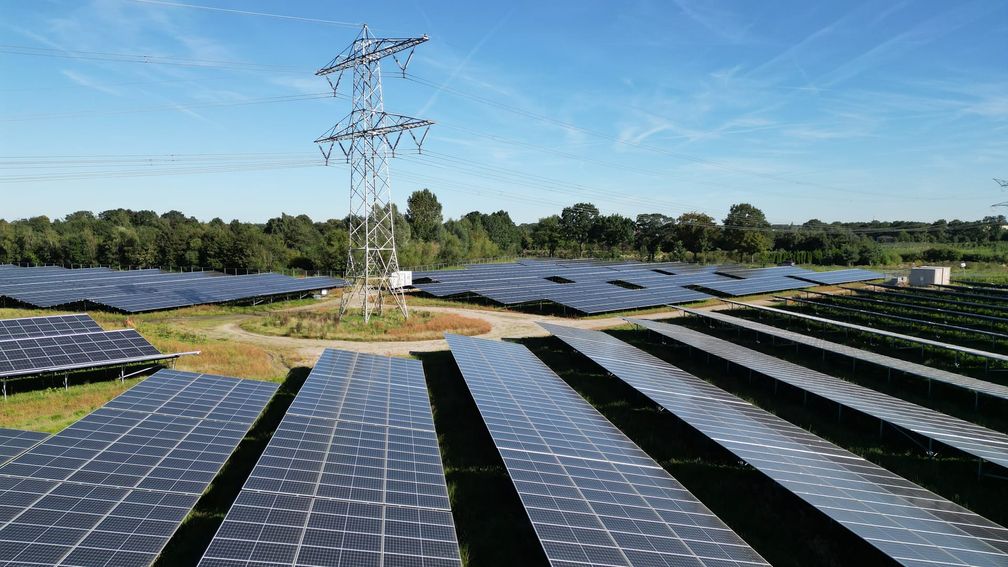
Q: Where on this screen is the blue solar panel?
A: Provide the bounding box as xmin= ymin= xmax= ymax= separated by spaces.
xmin=198 ymin=349 xmax=461 ymax=567
xmin=445 ymin=334 xmax=769 ymax=566
xmin=541 ymin=323 xmax=1008 ymax=567
xmin=0 ymin=266 xmax=346 ymax=313
xmin=0 ymin=428 xmax=48 ymax=466
xmin=0 ymin=369 xmax=278 ymax=566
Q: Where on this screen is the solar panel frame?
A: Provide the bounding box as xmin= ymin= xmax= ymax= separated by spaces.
xmin=445 ymin=333 xmax=770 ymax=567
xmin=540 ymin=322 xmax=1008 ymax=567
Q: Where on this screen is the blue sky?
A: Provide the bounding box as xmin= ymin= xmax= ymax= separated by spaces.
xmin=2 ymin=0 xmax=1007 ymax=225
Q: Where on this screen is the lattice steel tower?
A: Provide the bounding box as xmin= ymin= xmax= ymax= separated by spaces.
xmin=994 ymin=178 xmax=1008 ymax=209
xmin=315 ymin=25 xmax=432 ymax=322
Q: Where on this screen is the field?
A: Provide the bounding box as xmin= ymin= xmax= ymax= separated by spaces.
xmin=3 ymin=264 xmax=1008 ymax=566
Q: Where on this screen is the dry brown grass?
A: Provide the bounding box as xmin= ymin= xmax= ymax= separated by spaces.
xmin=131 ymin=323 xmax=290 ymax=382
xmin=243 ymin=310 xmax=491 ymax=342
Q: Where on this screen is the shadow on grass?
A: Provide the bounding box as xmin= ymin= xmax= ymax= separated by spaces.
xmin=154 ymin=366 xmax=311 ymax=566
xmin=415 ymin=349 xmax=548 ymax=567
xmin=518 ymin=335 xmax=894 ymax=567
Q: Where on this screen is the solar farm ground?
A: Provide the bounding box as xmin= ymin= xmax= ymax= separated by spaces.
xmin=2 ymin=276 xmax=1008 ymax=566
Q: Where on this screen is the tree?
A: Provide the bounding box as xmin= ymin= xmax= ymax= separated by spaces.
xmin=635 ymin=214 xmax=672 ymax=261
xmin=593 ymin=214 xmax=634 ymax=253
xmin=405 ymin=189 xmax=443 ymax=242
xmin=482 ymin=210 xmax=521 ymax=252
xmin=560 ymin=203 xmax=599 ymax=256
xmin=722 ymin=203 xmax=772 ymax=257
xmin=676 ymin=212 xmax=719 ymax=261
xmin=531 ymin=215 xmax=563 ymax=256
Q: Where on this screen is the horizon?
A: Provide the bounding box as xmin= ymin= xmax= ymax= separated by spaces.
xmin=2 ymin=1 xmax=1007 ymax=224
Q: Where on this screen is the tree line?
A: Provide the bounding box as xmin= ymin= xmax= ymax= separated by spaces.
xmin=1 ymin=190 xmax=1005 ymax=274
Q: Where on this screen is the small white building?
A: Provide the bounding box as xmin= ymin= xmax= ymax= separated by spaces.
xmin=390 ymin=270 xmax=413 ymax=289
xmin=909 ymin=266 xmax=951 ymax=287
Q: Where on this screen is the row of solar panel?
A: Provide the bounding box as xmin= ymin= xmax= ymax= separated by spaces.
xmin=535 ymin=325 xmax=1008 ymax=566
xmin=412 ymin=260 xmax=883 ymax=314
xmin=5 ymin=320 xmax=1005 ymax=566
xmin=0 ymin=369 xmax=279 ymax=567
xmin=0 ymin=314 xmax=188 ymax=379
xmin=0 ymin=266 xmax=346 ymax=313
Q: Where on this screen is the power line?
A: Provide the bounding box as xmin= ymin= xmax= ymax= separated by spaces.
xmin=126 ymin=0 xmax=363 ymax=27
xmin=0 ymin=44 xmax=308 ymax=72
xmin=0 ymin=92 xmax=339 ymax=122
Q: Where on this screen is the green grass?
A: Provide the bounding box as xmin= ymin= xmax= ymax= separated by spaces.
xmin=0 ymin=377 xmax=143 ymax=433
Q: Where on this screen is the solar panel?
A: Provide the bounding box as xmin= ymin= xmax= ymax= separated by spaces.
xmin=0 ymin=329 xmax=182 ymax=379
xmin=628 ymin=318 xmax=1008 ymax=469
xmin=694 ymin=275 xmax=814 ymax=296
xmin=412 ymin=261 xmax=876 ymax=313
xmin=198 ymin=349 xmax=461 ymax=567
xmin=726 ymin=300 xmax=1008 ymax=364
xmin=783 ymin=295 xmax=1008 ymax=341
xmin=673 ymin=306 xmax=1008 ymax=403
xmin=788 ymin=268 xmax=884 ymax=285
xmin=0 ymin=267 xmax=346 ymax=313
xmin=808 ymin=290 xmax=1008 ymax=325
xmin=873 ymin=284 xmax=1008 ymax=306
xmin=859 ymin=286 xmax=1008 ymax=315
xmin=540 ymin=323 xmax=1008 ymax=567
xmin=0 ymin=369 xmax=278 ymax=567
xmin=0 ymin=314 xmax=103 ymax=341
xmin=444 ymin=333 xmax=769 ymax=567
xmin=0 ymin=428 xmax=48 ymax=466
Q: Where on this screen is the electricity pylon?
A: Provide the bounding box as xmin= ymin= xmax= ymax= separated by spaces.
xmin=315 ymin=25 xmax=432 ymax=322
xmin=994 ymin=178 xmax=1008 ymax=209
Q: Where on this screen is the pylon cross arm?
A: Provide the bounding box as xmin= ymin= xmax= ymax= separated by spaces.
xmin=314 ymin=114 xmax=434 ymax=144
xmin=316 ymin=36 xmax=429 ymax=76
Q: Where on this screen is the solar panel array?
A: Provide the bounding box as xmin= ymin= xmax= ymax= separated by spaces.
xmin=540 ymin=323 xmax=1008 ymax=567
xmin=629 ymin=318 xmax=1008 ymax=469
xmin=199 ymin=349 xmax=461 ymax=567
xmin=850 ymin=287 xmax=1008 ymax=317
xmin=782 ymin=295 xmax=1008 ymax=341
xmin=412 ymin=260 xmax=879 ymax=314
xmin=445 ymin=333 xmax=769 ymax=567
xmin=0 ymin=369 xmax=278 ymax=567
xmin=809 ymin=290 xmax=1008 ymax=326
xmin=873 ymin=284 xmax=1008 ymax=308
xmin=789 ymin=268 xmax=885 ymax=286
xmin=0 ymin=266 xmax=346 ymax=313
xmin=674 ymin=306 xmax=1008 ymax=403
xmin=0 ymin=312 xmax=189 ymax=380
xmin=0 ymin=428 xmax=48 ymax=466
xmin=727 ymin=300 xmax=1008 ymax=364
xmin=0 ymin=314 xmax=102 ymax=341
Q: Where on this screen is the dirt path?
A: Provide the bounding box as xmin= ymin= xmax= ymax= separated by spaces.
xmin=184 ymin=299 xmax=700 ymax=361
